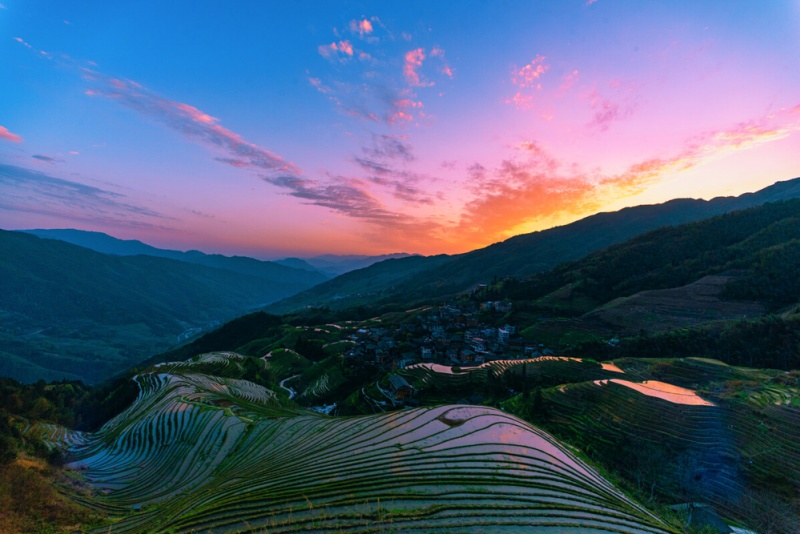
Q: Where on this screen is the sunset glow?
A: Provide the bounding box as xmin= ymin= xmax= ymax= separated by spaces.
xmin=1 ymin=1 xmax=798 ymax=257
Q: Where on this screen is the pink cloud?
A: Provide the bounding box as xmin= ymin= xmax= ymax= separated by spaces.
xmin=512 ymin=55 xmax=549 ymax=88
xmin=83 ymin=70 xmax=300 ymax=177
xmin=559 ymin=69 xmax=579 ymax=91
xmin=308 ymin=76 xmax=332 ymax=95
xmin=350 ymin=18 xmax=374 ymax=37
xmin=389 ymin=111 xmax=413 ymax=125
xmin=0 ymin=125 xmax=23 ymax=143
xmin=404 ymin=48 xmax=429 ymax=86
xmin=430 ymin=46 xmax=453 ymax=78
xmin=318 ymin=40 xmax=354 ymax=60
xmin=505 ymin=56 xmax=549 ymax=109
xmin=505 ymin=92 xmax=534 ymax=109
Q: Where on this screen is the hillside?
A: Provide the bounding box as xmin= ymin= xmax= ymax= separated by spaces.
xmin=493 ymin=198 xmax=800 ymax=353
xmin=4 ymin=300 xmax=799 ymax=532
xmin=49 ymin=353 xmax=672 ymax=533
xmin=268 ymin=254 xmax=453 ymax=314
xmin=0 ymin=231 xmax=322 ymax=384
xmin=21 ymin=228 xmax=330 ymax=284
xmin=267 ymin=177 xmax=800 ymax=313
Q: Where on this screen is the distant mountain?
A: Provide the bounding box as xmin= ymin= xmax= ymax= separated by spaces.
xmin=0 ymin=230 xmax=324 ymax=384
xmin=272 ymin=257 xmax=324 ymax=274
xmin=300 ymin=252 xmax=417 ymax=277
xmin=268 ymin=177 xmax=800 ymax=313
xmin=21 ymin=228 xmax=330 ymax=284
xmin=267 ymin=254 xmax=453 ymax=314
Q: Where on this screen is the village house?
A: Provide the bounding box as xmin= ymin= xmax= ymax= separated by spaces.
xmin=389 ymin=374 xmax=414 ymax=400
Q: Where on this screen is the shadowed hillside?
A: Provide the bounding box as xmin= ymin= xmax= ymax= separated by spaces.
xmin=0 ymin=231 xmax=322 ymax=384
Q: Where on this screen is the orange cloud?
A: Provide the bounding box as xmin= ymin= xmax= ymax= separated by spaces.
xmin=454 ymin=105 xmax=800 ymax=246
xmin=0 ymin=125 xmax=23 ymax=143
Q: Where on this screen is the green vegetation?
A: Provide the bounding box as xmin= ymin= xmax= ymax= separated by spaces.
xmin=0 ymin=231 xmax=323 ymax=384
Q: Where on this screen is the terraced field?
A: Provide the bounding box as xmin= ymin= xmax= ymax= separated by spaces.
xmin=63 ymin=353 xmax=674 ymax=533
xmin=402 ymin=356 xmax=624 ymax=404
xmin=537 ymin=374 xmax=800 ymax=527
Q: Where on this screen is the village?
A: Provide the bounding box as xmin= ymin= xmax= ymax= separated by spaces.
xmin=343 ymin=299 xmax=554 ymax=375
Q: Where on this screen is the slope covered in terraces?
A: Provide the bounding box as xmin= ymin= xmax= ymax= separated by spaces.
xmin=59 ymin=352 xmax=674 ymax=533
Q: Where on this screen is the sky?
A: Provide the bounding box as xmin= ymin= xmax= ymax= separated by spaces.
xmin=1 ymin=1 xmax=799 ymax=258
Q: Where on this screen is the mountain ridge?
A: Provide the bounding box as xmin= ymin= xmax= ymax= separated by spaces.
xmin=267 ymin=177 xmax=800 ymax=314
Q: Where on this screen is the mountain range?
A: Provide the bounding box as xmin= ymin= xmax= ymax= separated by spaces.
xmin=267 ymin=177 xmax=800 ymax=314
xmin=21 ymin=228 xmax=414 ymax=278
xmin=4 ymin=177 xmax=800 ymax=385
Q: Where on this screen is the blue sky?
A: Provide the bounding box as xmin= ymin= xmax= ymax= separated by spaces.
xmin=2 ymin=1 xmax=799 ymax=257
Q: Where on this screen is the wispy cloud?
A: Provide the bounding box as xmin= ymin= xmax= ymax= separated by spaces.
xmin=83 ymin=70 xmax=300 ymax=178
xmin=32 ymin=154 xmax=62 ymax=163
xmin=352 ymin=135 xmax=437 ymax=205
xmin=584 ymin=84 xmax=636 ymax=131
xmin=0 ymin=162 xmax=172 ymax=229
xmin=361 ymin=134 xmax=415 ymax=161
xmin=0 ymin=125 xmax=23 ymax=143
xmin=79 ymin=64 xmax=437 ymax=232
xmin=265 ymin=173 xmax=401 ymax=222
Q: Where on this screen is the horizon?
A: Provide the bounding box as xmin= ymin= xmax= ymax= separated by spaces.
xmin=12 ymin=173 xmax=799 ymax=262
xmin=2 ymin=1 xmax=799 ymax=257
